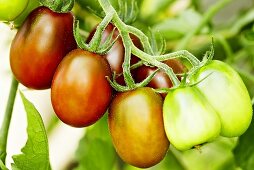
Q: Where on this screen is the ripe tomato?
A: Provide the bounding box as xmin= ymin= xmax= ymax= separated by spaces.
xmin=10 ymin=6 xmax=76 ymax=89
xmin=191 ymin=60 xmax=253 ymax=137
xmin=134 ymin=59 xmax=186 ymax=97
xmin=163 ymin=86 xmax=221 ymax=151
xmin=51 ymin=49 xmax=112 ymax=127
xmin=108 ymin=87 xmax=169 ymax=168
xmin=0 ymin=0 xmax=28 ymax=21
xmin=87 ymin=23 xmax=140 ymax=85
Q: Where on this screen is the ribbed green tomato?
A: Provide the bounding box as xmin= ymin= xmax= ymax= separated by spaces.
xmin=109 ymin=87 xmax=169 ymax=168
xmin=191 ymin=60 xmax=252 ymax=137
xmin=163 ymin=87 xmax=221 ymax=151
xmin=0 ymin=0 xmax=28 ymax=21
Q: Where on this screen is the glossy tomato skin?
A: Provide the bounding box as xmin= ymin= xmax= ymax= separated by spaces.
xmin=51 ymin=49 xmax=112 ymax=127
xmin=163 ymin=87 xmax=221 ymax=151
xmin=108 ymin=87 xmax=169 ymax=168
xmin=134 ymin=59 xmax=186 ymax=97
xmin=10 ymin=6 xmax=76 ymax=89
xmin=0 ymin=0 xmax=28 ymax=21
xmin=191 ymin=60 xmax=252 ymax=137
xmin=87 ymin=23 xmax=140 ymax=85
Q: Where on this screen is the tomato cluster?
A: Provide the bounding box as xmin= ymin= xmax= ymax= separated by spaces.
xmin=163 ymin=60 xmax=253 ymax=151
xmin=9 ymin=5 xmax=252 ymax=169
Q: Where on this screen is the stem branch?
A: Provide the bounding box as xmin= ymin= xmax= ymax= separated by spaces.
xmin=0 ymin=77 xmax=18 ymax=163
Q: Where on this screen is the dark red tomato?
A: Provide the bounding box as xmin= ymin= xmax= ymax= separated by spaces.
xmin=10 ymin=6 xmax=76 ymax=89
xmin=51 ymin=49 xmax=112 ymax=127
xmin=87 ymin=23 xmax=141 ymax=85
xmin=108 ymin=87 xmax=169 ymax=168
xmin=134 ymin=59 xmax=186 ymax=97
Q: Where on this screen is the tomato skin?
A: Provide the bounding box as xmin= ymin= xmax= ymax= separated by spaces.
xmin=0 ymin=0 xmax=28 ymax=21
xmin=191 ymin=60 xmax=253 ymax=137
xmin=51 ymin=49 xmax=112 ymax=127
xmin=134 ymin=59 xmax=186 ymax=97
xmin=10 ymin=6 xmax=76 ymax=89
xmin=108 ymin=87 xmax=169 ymax=168
xmin=163 ymin=87 xmax=221 ymax=151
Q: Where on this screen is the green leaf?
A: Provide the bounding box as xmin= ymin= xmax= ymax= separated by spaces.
xmin=123 ymin=150 xmax=185 ymax=170
xmin=153 ymin=9 xmax=209 ymax=40
xmin=11 ymin=92 xmax=51 ymax=170
xmin=75 ymin=114 xmax=116 ymax=170
xmin=140 ymin=0 xmax=174 ymax=20
xmin=234 ymin=105 xmax=254 ymax=170
xmin=172 ymin=137 xmax=238 ymax=170
xmin=0 ymin=159 xmax=8 ymax=170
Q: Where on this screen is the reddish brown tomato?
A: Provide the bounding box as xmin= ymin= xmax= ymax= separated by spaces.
xmin=10 ymin=6 xmax=76 ymax=89
xmin=134 ymin=59 xmax=186 ymax=97
xmin=51 ymin=49 xmax=112 ymax=127
xmin=108 ymin=87 xmax=169 ymax=168
xmin=87 ymin=23 xmax=141 ymax=85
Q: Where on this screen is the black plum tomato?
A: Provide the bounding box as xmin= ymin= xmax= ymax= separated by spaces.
xmin=108 ymin=87 xmax=169 ymax=168
xmin=134 ymin=59 xmax=186 ymax=97
xmin=51 ymin=49 xmax=112 ymax=127
xmin=10 ymin=6 xmax=76 ymax=89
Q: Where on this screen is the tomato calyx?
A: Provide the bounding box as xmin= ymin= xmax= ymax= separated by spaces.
xmin=40 ymin=0 xmax=74 ymax=13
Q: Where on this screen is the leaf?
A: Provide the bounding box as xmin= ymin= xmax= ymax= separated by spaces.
xmin=11 ymin=92 xmax=51 ymax=170
xmin=123 ymin=149 xmax=185 ymax=170
xmin=234 ymin=105 xmax=254 ymax=170
xmin=0 ymin=160 xmax=8 ymax=170
xmin=153 ymin=9 xmax=209 ymax=40
xmin=75 ymin=114 xmax=116 ymax=170
xmin=140 ymin=0 xmax=174 ymax=20
xmin=172 ymin=137 xmax=238 ymax=170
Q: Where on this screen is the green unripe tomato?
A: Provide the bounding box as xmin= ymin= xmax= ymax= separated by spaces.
xmin=191 ymin=60 xmax=252 ymax=137
xmin=163 ymin=87 xmax=221 ymax=151
xmin=0 ymin=0 xmax=29 ymax=21
xmin=14 ymin=0 xmax=40 ymax=27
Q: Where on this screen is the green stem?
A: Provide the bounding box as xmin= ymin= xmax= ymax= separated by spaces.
xmin=99 ymin=0 xmax=181 ymax=87
xmin=175 ymin=0 xmax=233 ymax=50
xmin=126 ymin=25 xmax=154 ymax=54
xmin=155 ymin=50 xmax=200 ymax=66
xmin=0 ymin=77 xmax=18 ymax=163
xmin=121 ymin=31 xmax=136 ymax=88
xmin=131 ymin=45 xmax=180 ymax=86
xmin=89 ymin=12 xmax=114 ymax=51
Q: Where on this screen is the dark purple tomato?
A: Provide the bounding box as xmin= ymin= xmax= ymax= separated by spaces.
xmin=134 ymin=59 xmax=186 ymax=97
xmin=10 ymin=6 xmax=76 ymax=89
xmin=87 ymin=23 xmax=141 ymax=85
xmin=108 ymin=87 xmax=169 ymax=168
xmin=51 ymin=49 xmax=112 ymax=127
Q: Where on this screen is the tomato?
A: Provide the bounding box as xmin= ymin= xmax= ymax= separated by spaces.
xmin=51 ymin=49 xmax=112 ymax=127
xmin=191 ymin=60 xmax=253 ymax=137
xmin=0 ymin=0 xmax=28 ymax=21
xmin=14 ymin=0 xmax=40 ymax=27
xmin=108 ymin=87 xmax=169 ymax=168
xmin=87 ymin=23 xmax=140 ymax=85
xmin=134 ymin=59 xmax=186 ymax=97
xmin=10 ymin=6 xmax=76 ymax=89
xmin=163 ymin=86 xmax=221 ymax=151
